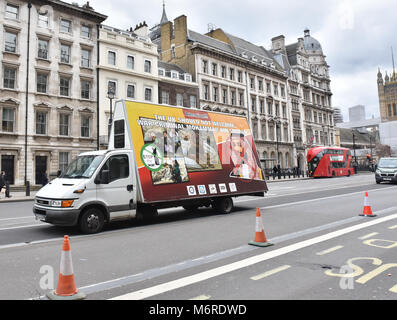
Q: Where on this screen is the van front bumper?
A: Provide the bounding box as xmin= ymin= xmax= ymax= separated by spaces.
xmin=375 ymin=173 xmax=397 ymax=183
xmin=33 ymin=205 xmax=80 ymax=226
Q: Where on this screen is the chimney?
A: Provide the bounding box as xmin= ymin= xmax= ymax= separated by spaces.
xmin=174 ymin=15 xmax=187 ymax=45
xmin=134 ymin=21 xmax=149 ymax=37
xmin=161 ymin=21 xmax=173 ymax=60
xmin=271 ymin=35 xmax=285 ymax=53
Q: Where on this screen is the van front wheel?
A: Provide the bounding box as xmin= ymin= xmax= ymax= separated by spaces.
xmin=79 ymin=208 xmax=105 ymax=234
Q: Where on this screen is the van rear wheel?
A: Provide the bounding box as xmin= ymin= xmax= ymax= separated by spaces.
xmin=213 ymin=197 xmax=233 ymax=214
xmin=79 ymin=208 xmax=104 ymax=234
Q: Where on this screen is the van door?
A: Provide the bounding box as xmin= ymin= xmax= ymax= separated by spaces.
xmin=96 ymin=153 xmax=136 ymax=220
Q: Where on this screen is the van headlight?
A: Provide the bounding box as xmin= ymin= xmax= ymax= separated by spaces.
xmin=50 ymin=200 xmax=74 ymax=207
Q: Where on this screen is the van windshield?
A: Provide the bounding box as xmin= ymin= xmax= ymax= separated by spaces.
xmin=378 ymin=158 xmax=397 ymax=168
xmin=61 ymin=155 xmax=104 ymax=179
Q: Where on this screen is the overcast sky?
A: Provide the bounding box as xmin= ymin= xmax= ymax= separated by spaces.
xmin=85 ymin=0 xmax=397 ymax=122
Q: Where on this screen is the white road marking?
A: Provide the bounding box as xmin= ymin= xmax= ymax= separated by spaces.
xmin=390 ymin=285 xmax=397 ymax=293
xmin=0 ymin=216 xmax=33 ymax=222
xmin=388 ymin=224 xmax=397 ymax=230
xmin=189 ymin=294 xmax=211 ymax=300
xmin=316 ymin=245 xmax=344 ymax=256
xmin=358 ymin=232 xmax=379 ymax=240
xmin=250 ymin=265 xmax=291 ymax=280
xmin=110 ymin=212 xmax=397 ymax=300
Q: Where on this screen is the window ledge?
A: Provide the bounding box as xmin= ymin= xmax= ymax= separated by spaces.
xmin=0 ymin=131 xmax=18 ymax=137
xmin=36 ymin=57 xmax=51 ymax=63
xmin=33 ymin=134 xmax=51 ymax=139
xmin=58 ymin=62 xmax=73 ymax=67
xmin=80 ymin=66 xmax=94 ymax=72
xmin=2 ymin=51 xmax=20 ymax=57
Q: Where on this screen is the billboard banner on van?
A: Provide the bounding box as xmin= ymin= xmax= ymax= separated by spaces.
xmin=124 ymin=101 xmax=267 ymax=203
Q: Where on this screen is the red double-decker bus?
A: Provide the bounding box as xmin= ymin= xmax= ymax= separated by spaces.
xmin=307 ymin=147 xmax=355 ymax=178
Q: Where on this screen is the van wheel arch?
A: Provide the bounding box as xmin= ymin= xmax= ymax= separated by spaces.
xmin=78 ymin=205 xmax=108 ymax=234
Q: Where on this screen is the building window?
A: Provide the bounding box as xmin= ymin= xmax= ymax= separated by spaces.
xmin=258 ymin=79 xmax=263 ymax=91
xmin=127 ymin=84 xmax=135 ymax=99
xmin=37 ymin=73 xmax=48 ymax=93
xmin=127 ymin=56 xmax=134 ymax=69
xmin=212 ymin=63 xmax=217 ymax=76
xmin=81 ymin=49 xmax=91 ymax=68
xmin=59 ymin=77 xmax=70 ymax=96
xmin=5 ymin=4 xmax=19 ymax=19
xmin=282 ymin=104 xmax=287 ymax=118
xmin=81 ymin=80 xmax=90 ymax=99
xmin=59 ymin=113 xmax=70 ymax=136
xmin=202 ymin=60 xmax=208 ymax=73
xmin=229 ymin=68 xmax=235 ymax=81
xmin=2 ymin=108 xmax=15 ymax=132
xmin=190 ymin=95 xmax=196 ymax=108
xmin=267 ymin=101 xmax=272 ymax=115
xmin=81 ymin=115 xmax=90 ymax=137
xmin=38 ymin=12 xmax=49 ymax=28
xmin=158 ymin=68 xmax=165 ymax=76
xmin=204 ymin=84 xmax=209 ymax=100
xmin=273 ymin=84 xmax=279 ymax=96
xmin=388 ymin=105 xmax=392 ymax=117
xmin=231 ymin=91 xmax=236 ymax=106
xmin=81 ymin=25 xmax=91 ymax=38
xmin=213 ymin=87 xmax=218 ymax=102
xmin=171 ymin=71 xmax=178 ymax=79
xmin=60 ymin=44 xmax=71 ymax=63
xmin=37 ymin=39 xmax=49 ymax=59
xmin=251 ymin=97 xmax=256 ymax=112
xmin=5 ymin=31 xmax=17 ymax=53
xmin=222 ymin=88 xmax=227 ymax=104
xmin=260 ymin=100 xmax=265 ymax=114
xmin=108 ymin=51 xmax=116 ymax=65
xmin=238 ymin=71 xmax=243 ymax=83
xmin=281 ymin=85 xmax=285 ymax=98
xmin=239 ymin=92 xmax=244 ymax=106
xmin=161 ymin=90 xmax=169 ymax=104
xmin=262 ymin=125 xmax=266 ymax=140
xmin=144 ymin=87 xmax=152 ymax=101
xmin=3 ymin=67 xmax=16 ymax=89
xmin=144 ymin=60 xmax=151 ymax=73
xmin=59 ymin=152 xmax=69 ymax=172
xmin=266 ymin=82 xmax=271 ymax=94
xmin=185 ymin=74 xmax=192 ymax=82
xmin=253 ymin=122 xmax=258 ymax=140
xmin=221 ymin=66 xmax=226 ymax=78
xmin=176 ymin=93 xmax=183 ymax=106
xmin=60 ymin=19 xmax=71 ymax=33
xmin=394 ymin=104 xmax=397 ymax=116
xmin=36 ymin=111 xmax=47 ymax=135
xmin=250 ymin=77 xmax=255 ymax=89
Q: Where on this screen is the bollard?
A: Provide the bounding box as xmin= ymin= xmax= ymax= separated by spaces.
xmin=26 ymin=180 xmax=30 ymax=197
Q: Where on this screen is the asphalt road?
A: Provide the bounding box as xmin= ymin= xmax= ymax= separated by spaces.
xmin=0 ymin=172 xmax=396 ymax=300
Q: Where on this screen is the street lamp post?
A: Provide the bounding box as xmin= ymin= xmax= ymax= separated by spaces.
xmin=107 ymin=83 xmax=115 ymax=142
xmin=352 ymin=131 xmax=358 ymax=173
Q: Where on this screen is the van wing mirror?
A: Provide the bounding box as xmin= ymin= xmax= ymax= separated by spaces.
xmin=57 ymin=170 xmax=62 ymax=177
xmin=96 ymin=170 xmax=110 ymax=184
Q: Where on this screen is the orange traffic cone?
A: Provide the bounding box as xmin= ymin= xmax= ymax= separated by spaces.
xmin=359 ymin=192 xmax=376 ymax=217
xmin=47 ymin=236 xmax=86 ymax=300
xmin=248 ymin=208 xmax=273 ymax=247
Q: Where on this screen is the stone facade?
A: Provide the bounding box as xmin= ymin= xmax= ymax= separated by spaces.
xmin=0 ymin=0 xmax=106 ymax=185
xmin=158 ymin=15 xmax=295 ymax=170
xmin=97 ymin=23 xmax=159 ymax=147
xmin=377 ymin=69 xmax=397 ymax=122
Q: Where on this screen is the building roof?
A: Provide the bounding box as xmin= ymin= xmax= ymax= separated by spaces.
xmin=158 ymin=61 xmax=187 ymax=74
xmin=336 ymin=118 xmax=381 ymax=129
xmin=187 ymin=30 xmax=236 ymax=55
xmin=339 ymin=128 xmax=376 ymax=145
xmin=47 ymin=0 xmax=107 ymax=22
xmin=303 ymin=29 xmax=322 ymax=52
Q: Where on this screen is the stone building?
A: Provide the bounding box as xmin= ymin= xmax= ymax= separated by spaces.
xmin=0 ymin=0 xmax=106 ymax=185
xmin=377 ymin=68 xmax=397 ymax=122
xmin=158 ymin=61 xmax=198 ymax=107
xmin=157 ymin=14 xmax=295 ymax=170
xmin=271 ymin=30 xmax=335 ymax=170
xmin=97 ymin=23 xmax=159 ymax=147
